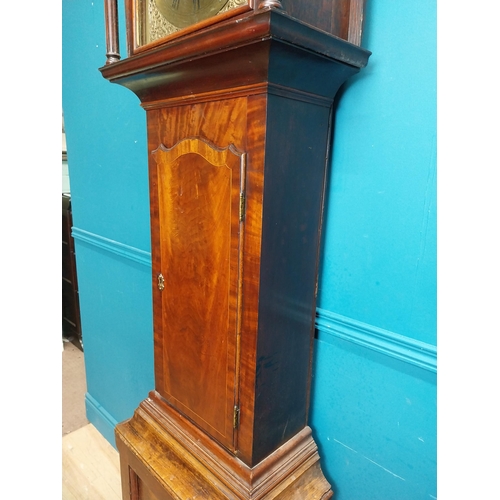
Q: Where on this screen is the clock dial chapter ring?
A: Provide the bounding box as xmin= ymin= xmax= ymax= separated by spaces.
xmin=155 ymin=0 xmax=231 ymax=29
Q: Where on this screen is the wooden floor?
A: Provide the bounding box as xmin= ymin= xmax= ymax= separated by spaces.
xmin=62 ymin=423 xmax=122 ymax=499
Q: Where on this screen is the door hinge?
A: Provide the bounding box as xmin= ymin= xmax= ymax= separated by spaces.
xmin=233 ymin=405 xmax=240 ymax=429
xmin=239 ymin=193 xmax=246 ymax=222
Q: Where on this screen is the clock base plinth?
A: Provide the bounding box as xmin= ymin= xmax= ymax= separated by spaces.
xmin=115 ymin=396 xmax=333 ymax=500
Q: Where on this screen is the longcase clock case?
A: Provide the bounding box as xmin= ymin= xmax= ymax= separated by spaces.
xmin=100 ymin=1 xmax=370 ymax=498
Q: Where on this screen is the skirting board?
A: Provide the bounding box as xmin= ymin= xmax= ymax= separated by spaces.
xmin=85 ymin=392 xmax=119 ymax=450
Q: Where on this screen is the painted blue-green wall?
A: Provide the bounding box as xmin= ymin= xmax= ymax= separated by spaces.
xmin=62 ymin=0 xmax=436 ymax=497
xmin=318 ymin=0 xmax=436 ymax=343
xmin=310 ymin=1 xmax=436 ymax=497
xmin=62 ymin=0 xmax=154 ymax=446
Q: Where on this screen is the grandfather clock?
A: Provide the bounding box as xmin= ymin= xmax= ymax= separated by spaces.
xmin=100 ymin=1 xmax=370 ymax=498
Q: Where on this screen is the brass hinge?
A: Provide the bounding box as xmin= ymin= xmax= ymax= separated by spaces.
xmin=239 ymin=193 xmax=246 ymax=222
xmin=233 ymin=405 xmax=240 ymax=429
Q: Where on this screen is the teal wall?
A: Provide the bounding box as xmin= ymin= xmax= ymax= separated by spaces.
xmin=310 ymin=1 xmax=437 ymax=497
xmin=62 ymin=0 xmax=154 ymax=446
xmin=62 ymin=0 xmax=436 ymax=497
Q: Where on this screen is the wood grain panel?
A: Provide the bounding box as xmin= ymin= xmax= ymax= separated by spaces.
xmin=235 ymin=92 xmax=267 ymax=465
xmin=154 ymin=98 xmax=248 ymax=152
xmin=153 ymin=138 xmax=244 ymax=450
xmin=137 ymin=474 xmax=165 ymax=500
xmin=148 ymin=99 xmax=249 ymax=452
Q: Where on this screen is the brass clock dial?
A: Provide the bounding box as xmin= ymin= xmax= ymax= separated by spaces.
xmin=155 ymin=0 xmax=230 ymax=29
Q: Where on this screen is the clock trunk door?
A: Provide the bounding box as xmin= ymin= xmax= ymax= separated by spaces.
xmin=153 ymin=138 xmax=244 ymax=451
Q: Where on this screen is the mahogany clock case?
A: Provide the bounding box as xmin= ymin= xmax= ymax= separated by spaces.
xmin=125 ymin=0 xmax=366 ymax=55
xmin=100 ymin=4 xmax=370 ymax=500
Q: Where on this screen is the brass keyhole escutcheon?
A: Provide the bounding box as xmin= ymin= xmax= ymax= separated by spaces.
xmin=157 ymin=273 xmax=165 ymax=291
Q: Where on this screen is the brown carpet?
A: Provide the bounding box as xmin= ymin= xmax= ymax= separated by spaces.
xmin=62 ymin=340 xmax=89 ymax=436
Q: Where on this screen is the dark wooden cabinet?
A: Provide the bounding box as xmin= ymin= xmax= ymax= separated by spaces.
xmin=101 ymin=3 xmax=370 ymax=498
xmin=62 ymin=194 xmax=82 ymax=349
